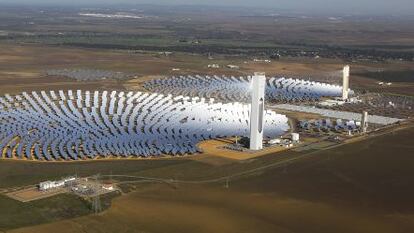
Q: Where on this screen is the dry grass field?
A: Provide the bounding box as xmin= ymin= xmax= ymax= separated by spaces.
xmin=5 ymin=126 xmax=414 ymax=233
xmin=1 ymin=44 xmax=413 ymax=96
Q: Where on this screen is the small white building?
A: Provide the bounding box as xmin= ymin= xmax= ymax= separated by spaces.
xmin=39 ymin=181 xmax=52 ymax=191
xmin=319 ymin=99 xmax=346 ymax=107
xmin=268 ymin=138 xmax=281 ymax=145
xmin=291 ymin=133 xmax=300 ymax=142
xmin=227 ymin=65 xmax=240 ymax=69
xmin=253 ymin=59 xmax=271 ymax=63
xmin=208 ymin=64 xmax=220 ymax=69
xmin=102 ymin=184 xmax=114 ymax=191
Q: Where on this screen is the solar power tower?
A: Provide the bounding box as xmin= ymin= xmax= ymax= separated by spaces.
xmin=342 ymin=65 xmax=350 ymax=100
xmin=250 ymin=72 xmax=266 ymax=150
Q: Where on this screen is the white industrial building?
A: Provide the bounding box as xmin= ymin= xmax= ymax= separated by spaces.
xmin=39 ymin=180 xmax=65 ymax=191
xmin=39 ymin=176 xmax=76 ymax=191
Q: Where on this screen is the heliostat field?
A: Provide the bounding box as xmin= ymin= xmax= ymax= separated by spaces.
xmin=0 ymin=90 xmax=289 ymax=160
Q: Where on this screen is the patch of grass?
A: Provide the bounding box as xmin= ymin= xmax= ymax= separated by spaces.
xmin=0 ymin=159 xmax=188 ymax=189
xmin=0 ymin=193 xmax=91 ymax=231
xmin=99 ymin=191 xmax=122 ymax=211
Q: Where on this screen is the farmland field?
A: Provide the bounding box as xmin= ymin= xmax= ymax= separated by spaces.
xmin=1 ymin=126 xmax=413 ymax=233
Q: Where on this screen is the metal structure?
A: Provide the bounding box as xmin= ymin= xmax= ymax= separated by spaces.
xmin=361 ymin=111 xmax=369 ymax=132
xmin=144 ymin=75 xmax=353 ymax=103
xmin=91 ymin=174 xmax=102 ymax=214
xmin=249 ymin=73 xmax=266 ymax=150
xmin=0 ymin=90 xmax=289 ymax=161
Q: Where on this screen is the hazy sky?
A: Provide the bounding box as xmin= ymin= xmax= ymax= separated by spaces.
xmin=1 ymin=0 xmax=414 ymax=15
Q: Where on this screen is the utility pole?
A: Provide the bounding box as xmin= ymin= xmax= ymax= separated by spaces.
xmin=224 ymin=178 xmax=230 ymax=189
xmin=92 ymin=174 xmax=102 ymax=214
xmin=283 ymin=164 xmax=288 ymax=174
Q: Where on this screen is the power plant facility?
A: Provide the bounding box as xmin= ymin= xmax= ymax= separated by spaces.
xmin=0 ymin=66 xmax=407 ymax=161
xmin=2 ymin=6 xmax=413 ymax=233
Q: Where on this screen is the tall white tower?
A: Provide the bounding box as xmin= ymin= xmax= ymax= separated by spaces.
xmin=342 ymin=65 xmax=350 ymax=100
xmin=250 ymin=72 xmax=266 ymax=150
